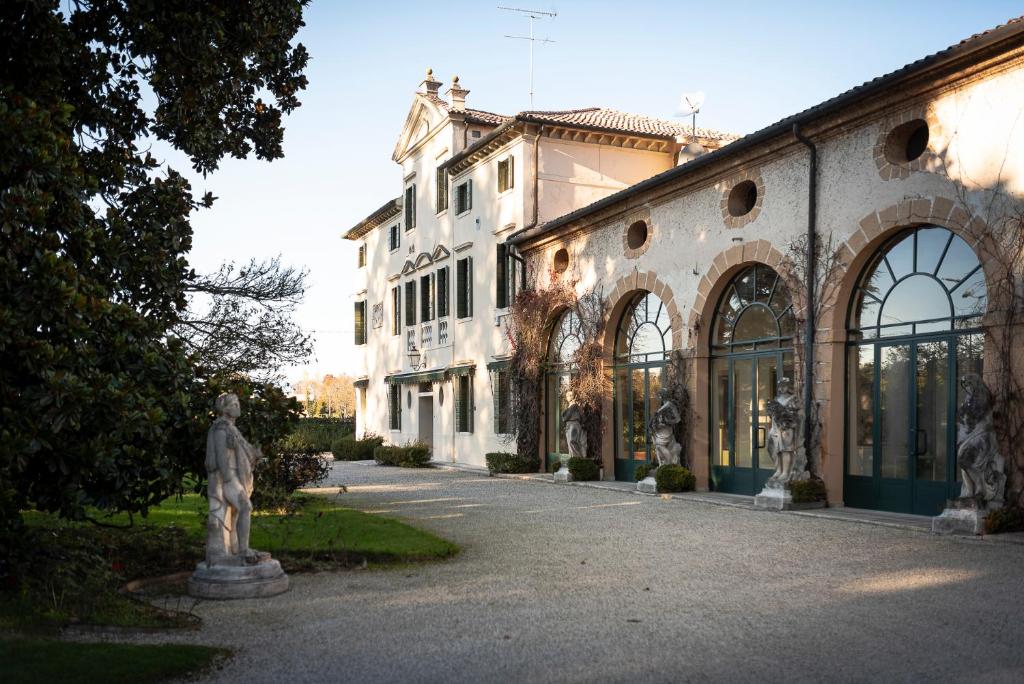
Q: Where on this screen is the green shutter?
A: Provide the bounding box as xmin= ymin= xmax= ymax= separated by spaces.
xmin=454 ymin=377 xmax=464 ymax=432
xmin=496 ymin=243 xmax=508 ymax=309
xmin=420 ymin=274 xmax=430 ymax=322
xmin=467 ymin=376 xmax=474 ymax=434
xmin=405 ymin=280 xmax=416 ymax=326
xmin=437 ymin=267 xmax=448 ymax=318
xmin=354 ymin=301 xmax=365 ymax=345
xmin=467 ymin=179 xmax=472 ymax=211
xmin=456 ymin=259 xmax=467 ymax=319
xmin=467 ymin=256 xmax=473 ymax=317
xmin=508 ymin=156 xmax=514 ymax=190
xmin=492 ymin=369 xmax=507 ymax=434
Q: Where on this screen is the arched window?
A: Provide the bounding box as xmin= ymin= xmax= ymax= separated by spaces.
xmin=712 ymin=264 xmax=795 ymax=353
xmin=548 ymin=308 xmax=583 ymax=367
xmin=849 ymin=226 xmax=987 ymax=339
xmin=614 ymin=292 xmax=672 ymax=363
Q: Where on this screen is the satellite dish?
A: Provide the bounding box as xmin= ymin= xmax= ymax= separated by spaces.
xmin=677 ymin=91 xmax=705 ymax=116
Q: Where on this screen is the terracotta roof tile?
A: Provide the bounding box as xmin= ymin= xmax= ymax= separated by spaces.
xmin=519 ymin=107 xmax=737 ymax=141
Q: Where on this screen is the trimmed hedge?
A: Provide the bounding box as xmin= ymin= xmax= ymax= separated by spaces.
xmin=287 ymin=417 xmax=354 ymax=452
xmin=332 ymin=434 xmax=384 ymax=461
xmin=486 ymin=452 xmax=539 ymax=474
xmin=374 ymin=443 xmax=432 ymax=468
xmin=634 ymin=463 xmax=654 ymax=482
xmin=567 ymin=457 xmax=599 ymax=482
xmin=654 ymin=465 xmax=695 ymax=493
xmin=788 ymin=478 xmax=827 ymax=503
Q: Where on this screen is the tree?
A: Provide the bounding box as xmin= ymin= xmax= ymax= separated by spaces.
xmin=0 ymin=0 xmax=310 ymax=533
xmin=178 ymin=256 xmax=313 ymax=382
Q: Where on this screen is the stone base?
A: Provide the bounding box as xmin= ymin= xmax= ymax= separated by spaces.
xmin=932 ymin=508 xmax=987 ymax=535
xmin=188 ymin=557 xmax=289 ymax=599
xmin=553 ymin=466 xmax=573 ymax=483
xmin=637 ymin=476 xmax=658 ymax=494
xmin=754 ymin=486 xmax=793 ymax=511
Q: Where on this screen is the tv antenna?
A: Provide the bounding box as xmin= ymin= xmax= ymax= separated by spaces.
xmin=499 ymin=6 xmax=557 ymax=109
xmin=677 ymin=91 xmax=706 ymax=137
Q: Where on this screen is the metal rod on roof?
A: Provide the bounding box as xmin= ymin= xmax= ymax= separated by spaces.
xmin=499 ymin=6 xmax=557 ymax=109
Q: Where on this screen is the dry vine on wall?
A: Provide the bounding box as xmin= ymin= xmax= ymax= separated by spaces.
xmin=567 ymin=288 xmax=609 ymax=462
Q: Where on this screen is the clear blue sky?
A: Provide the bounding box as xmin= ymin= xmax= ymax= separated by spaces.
xmin=174 ymin=1 xmax=1023 ymax=387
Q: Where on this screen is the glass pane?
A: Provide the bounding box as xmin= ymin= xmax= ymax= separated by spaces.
xmin=951 ymin=267 xmax=987 ymax=319
xmin=863 ymin=253 xmax=895 ymax=301
xmin=851 ymin=289 xmax=881 ymax=331
xmin=615 ymin=369 xmax=629 ymax=460
xmin=879 ymin=274 xmax=951 ymax=328
xmin=734 ymin=304 xmax=778 ymax=343
xmin=885 ymin=233 xmax=915 ymax=280
xmin=733 ymin=359 xmax=753 ymax=468
xmin=768 ymin=278 xmax=792 ymax=318
xmin=956 ymin=334 xmax=985 ymax=482
xmin=915 ymin=340 xmax=948 ymax=482
xmin=631 ymin=368 xmax=646 ymax=460
xmin=756 ymin=355 xmax=777 ymax=470
xmin=754 ymin=267 xmax=776 ymax=304
xmin=546 ymin=375 xmax=558 ymax=454
xmin=713 ymin=359 xmax=730 ymax=466
xmin=647 ymin=368 xmax=663 ymax=461
xmin=879 ymin=345 xmax=910 ymax=479
xmin=733 ymin=270 xmax=756 ymax=306
xmin=936 ymin=234 xmax=980 ymax=287
xmin=916 ymin=227 xmax=952 ymax=274
xmin=632 ymin=322 xmax=666 ymax=359
xmin=848 ymin=346 xmax=875 ymax=477
xmin=557 ymin=375 xmax=570 ymax=455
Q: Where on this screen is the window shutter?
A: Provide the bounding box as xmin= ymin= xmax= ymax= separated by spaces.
xmin=420 ymin=274 xmax=431 ymax=322
xmin=456 ymin=259 xmax=467 ymax=319
xmin=467 ymin=179 xmax=473 ymax=211
xmin=467 ymin=256 xmax=473 ymax=317
xmin=437 ymin=267 xmax=447 ymax=318
xmin=467 ymin=376 xmax=474 ymax=434
xmin=405 ymin=281 xmax=416 ymax=326
xmin=498 ymin=159 xmax=506 ymax=193
xmin=508 ymin=156 xmax=514 ymax=190
xmin=392 ymin=287 xmax=400 ymax=335
xmin=354 ymin=301 xmax=365 ymax=345
xmin=492 ymin=370 xmax=502 ymax=434
xmin=454 ymin=378 xmax=464 ymax=432
xmin=496 ymin=243 xmax=508 ymax=309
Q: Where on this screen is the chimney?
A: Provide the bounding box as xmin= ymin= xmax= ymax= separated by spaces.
xmin=420 ymin=68 xmax=442 ymax=96
xmin=447 ymin=75 xmax=469 ymax=112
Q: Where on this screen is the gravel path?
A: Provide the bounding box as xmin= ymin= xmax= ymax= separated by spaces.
xmin=140 ymin=462 xmax=1023 ymax=683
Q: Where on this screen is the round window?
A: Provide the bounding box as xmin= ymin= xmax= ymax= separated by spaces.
xmin=626 ymin=220 xmax=648 ymax=250
xmin=884 ymin=119 xmax=929 ymax=164
xmin=553 ymin=248 xmax=569 ymax=273
xmin=727 ymin=180 xmax=757 ymax=217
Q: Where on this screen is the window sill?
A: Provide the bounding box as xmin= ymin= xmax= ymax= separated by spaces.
xmin=436 ymin=209 xmax=448 ymax=217
xmin=455 ymin=209 xmax=471 ymax=218
xmin=456 ymin=316 xmax=474 ymax=324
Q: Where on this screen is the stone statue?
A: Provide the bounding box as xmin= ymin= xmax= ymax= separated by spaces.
xmin=189 ymin=393 xmax=289 ymax=599
xmin=562 ymin=401 xmax=587 ymax=460
xmin=764 ymin=377 xmax=804 ymax=487
xmin=955 ymin=374 xmax=1005 ymax=509
xmin=648 ymin=387 xmax=682 ymax=468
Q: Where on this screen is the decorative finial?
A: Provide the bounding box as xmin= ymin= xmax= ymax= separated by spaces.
xmin=451 ymin=75 xmax=460 ymax=86
xmin=426 ymin=68 xmax=433 ymax=78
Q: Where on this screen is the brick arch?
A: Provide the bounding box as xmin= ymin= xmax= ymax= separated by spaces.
xmin=603 ymin=270 xmax=684 ymax=357
xmin=687 ymin=239 xmax=799 ymax=353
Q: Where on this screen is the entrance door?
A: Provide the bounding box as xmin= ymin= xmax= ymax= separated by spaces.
xmin=711 ymin=352 xmax=788 ymax=495
xmin=614 ymin=364 xmax=663 ymax=481
xmin=417 ymin=394 xmax=434 ymax=454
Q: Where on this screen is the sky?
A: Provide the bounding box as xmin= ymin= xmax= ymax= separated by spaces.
xmin=170 ymin=0 xmax=1023 ymax=388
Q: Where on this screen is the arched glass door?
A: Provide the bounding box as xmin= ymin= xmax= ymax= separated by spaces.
xmin=613 ymin=292 xmax=672 ymax=481
xmin=545 ymin=308 xmax=583 ymax=471
xmin=710 ymin=265 xmax=795 ymax=495
xmin=846 ymin=226 xmax=986 ymax=515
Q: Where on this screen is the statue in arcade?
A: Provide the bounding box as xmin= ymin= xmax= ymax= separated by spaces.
xmin=955 ymin=373 xmax=1006 ymax=509
xmin=562 ymin=400 xmax=587 ymax=461
xmin=765 ymin=377 xmax=803 ymax=486
xmin=648 ymin=387 xmax=682 ymax=468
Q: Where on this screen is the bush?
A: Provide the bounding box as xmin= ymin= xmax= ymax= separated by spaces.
xmin=567 ymin=457 xmax=599 ymax=481
xmin=635 ymin=464 xmax=655 ymax=482
xmin=486 ymin=452 xmax=538 ymax=474
xmin=332 ymin=433 xmax=384 ymax=461
xmin=287 ymin=417 xmax=353 ymax=453
xmin=985 ymin=506 xmax=1024 ymax=534
xmin=253 ymin=443 xmax=330 ymax=510
xmin=788 ymin=478 xmax=827 ymax=504
xmin=548 ymin=458 xmax=564 ymax=474
xmin=655 ymin=465 xmax=695 ymax=493
xmin=374 ymin=443 xmax=432 ymax=468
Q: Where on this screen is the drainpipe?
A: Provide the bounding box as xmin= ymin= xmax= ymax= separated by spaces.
xmin=792 ymin=123 xmax=817 ymax=464
xmin=532 ymin=125 xmax=544 ymax=228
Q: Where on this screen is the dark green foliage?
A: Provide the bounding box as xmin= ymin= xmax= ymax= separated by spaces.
xmin=548 ymin=458 xmax=563 ymax=474
xmin=286 ymin=418 xmax=354 ymax=453
xmin=788 ymin=478 xmax=827 ymax=503
xmin=985 ymin=506 xmax=1024 ymax=534
xmin=635 ymin=464 xmax=654 ymax=482
xmin=332 ymin=434 xmax=384 ymax=461
xmin=0 ymin=0 xmax=310 ymax=537
xmin=485 ymin=452 xmax=538 ymax=474
xmin=654 ymin=465 xmax=696 ymax=493
xmin=567 ymin=457 xmax=599 ymax=481
xmin=374 ymin=444 xmax=432 ymax=468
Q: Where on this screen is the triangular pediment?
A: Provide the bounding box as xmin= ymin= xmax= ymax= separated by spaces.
xmin=400 ymin=259 xmax=416 ymax=276
xmin=392 ymin=94 xmax=450 ymax=162
xmin=431 ymin=244 xmax=451 ymax=262
xmin=414 ymin=251 xmax=433 ymax=269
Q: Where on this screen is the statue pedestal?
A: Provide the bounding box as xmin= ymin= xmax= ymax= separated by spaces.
xmin=637 ymin=475 xmax=658 ymax=494
xmin=553 ymin=465 xmax=573 ymax=483
xmin=188 ymin=553 xmax=289 ymax=600
xmin=932 ymin=500 xmax=991 ymax=536
xmin=754 ymin=485 xmax=792 ymax=511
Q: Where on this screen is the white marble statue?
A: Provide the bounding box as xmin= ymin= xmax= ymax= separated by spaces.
xmin=648 ymin=387 xmax=682 ymax=468
xmin=562 ymin=402 xmax=587 ymax=460
xmin=955 ymin=374 xmax=1005 ymax=508
xmin=764 ymin=377 xmax=804 ymax=487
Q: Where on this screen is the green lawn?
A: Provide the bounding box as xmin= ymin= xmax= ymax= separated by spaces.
xmin=0 ymin=639 xmax=229 ymax=684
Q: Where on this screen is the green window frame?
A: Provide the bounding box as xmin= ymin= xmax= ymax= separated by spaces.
xmin=404 ymin=280 xmax=416 ymax=327
xmin=456 ymin=256 xmax=473 ymax=319
xmin=354 ymin=300 xmax=366 ymax=346
xmin=388 ymin=384 xmax=401 ymax=430
xmin=455 ymin=375 xmax=474 ymax=433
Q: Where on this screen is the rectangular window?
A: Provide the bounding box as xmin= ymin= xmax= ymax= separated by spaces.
xmin=354 ymin=300 xmax=366 ymax=346
xmin=497 ymin=156 xmax=514 ymax=193
xmin=437 ymin=266 xmax=450 ymax=318
xmin=492 ymin=368 xmax=510 ymax=434
xmin=404 ymin=280 xmax=416 ymax=327
xmin=420 ymin=273 xmax=435 ymax=322
xmin=391 ymin=286 xmax=401 ymax=335
xmin=436 ymin=166 xmax=448 ymax=213
xmin=455 ymin=375 xmax=474 ymax=433
xmin=389 ymin=224 xmax=400 ymax=251
xmin=456 ymin=256 xmax=473 ymax=319
xmin=388 ymin=384 xmax=401 ymax=430
xmin=357 ymin=244 xmax=367 ymax=268
xmin=496 ymin=243 xmax=509 ymax=309
xmin=455 ymin=180 xmax=472 ymax=214
xmin=405 ymin=184 xmax=416 ymax=231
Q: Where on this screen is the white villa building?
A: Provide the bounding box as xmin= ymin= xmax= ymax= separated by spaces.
xmin=345 ymin=70 xmax=733 ymax=467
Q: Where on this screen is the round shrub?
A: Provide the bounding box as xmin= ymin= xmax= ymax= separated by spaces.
xmin=567 ymin=457 xmax=599 ymax=482
xmin=486 ymin=452 xmax=539 ymax=474
xmin=373 ymin=443 xmax=432 ymax=468
xmin=634 ymin=463 xmax=654 ymax=482
xmin=332 ymin=433 xmax=384 ymax=461
xmin=788 ymin=478 xmax=827 ymax=503
xmin=654 ymin=465 xmax=695 ymax=493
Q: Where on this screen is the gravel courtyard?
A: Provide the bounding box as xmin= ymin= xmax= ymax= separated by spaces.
xmin=172 ymin=462 xmax=1024 ymax=683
